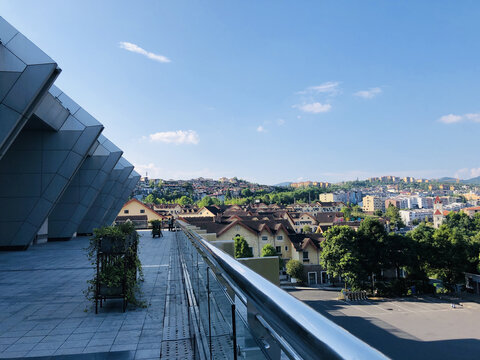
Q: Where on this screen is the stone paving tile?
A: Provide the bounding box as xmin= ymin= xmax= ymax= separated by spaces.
xmin=135 ymin=348 xmax=161 ymax=359
xmin=0 ymin=230 xmax=192 ymax=359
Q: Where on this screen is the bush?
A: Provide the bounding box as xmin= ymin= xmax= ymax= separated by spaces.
xmin=261 ymin=244 xmax=277 ymax=257
xmin=86 ymin=224 xmax=145 ymax=308
xmin=234 ymin=235 xmax=253 ymax=258
xmin=286 ymin=260 xmax=304 ymax=281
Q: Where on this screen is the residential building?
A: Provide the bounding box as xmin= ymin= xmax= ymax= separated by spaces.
xmin=399 ymin=209 xmax=433 ymax=226
xmin=462 ymin=207 xmax=480 ymax=217
xmin=116 ymin=199 xmax=164 ymax=226
xmin=362 ymin=195 xmax=385 ymax=213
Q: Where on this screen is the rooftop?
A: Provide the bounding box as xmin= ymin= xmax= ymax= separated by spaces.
xmin=0 ymin=231 xmax=191 ymax=359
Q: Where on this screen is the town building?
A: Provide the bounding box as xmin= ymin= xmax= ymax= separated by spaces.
xmin=362 ymin=195 xmax=385 ymax=213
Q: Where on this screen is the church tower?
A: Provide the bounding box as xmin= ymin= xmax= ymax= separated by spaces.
xmin=433 ymin=196 xmax=443 ymax=228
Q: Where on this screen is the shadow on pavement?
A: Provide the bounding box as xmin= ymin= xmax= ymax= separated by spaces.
xmin=302 ymin=297 xmax=480 ymax=360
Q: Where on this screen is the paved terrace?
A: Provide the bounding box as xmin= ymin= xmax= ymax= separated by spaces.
xmin=0 ymin=230 xmax=192 ymax=359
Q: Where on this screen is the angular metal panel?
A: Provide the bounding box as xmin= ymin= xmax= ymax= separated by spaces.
xmin=5 ymin=32 xmax=55 ymax=65
xmin=0 ymin=16 xmax=19 ymax=44
xmin=0 ymin=71 xmax=22 ymax=101
xmin=0 ymin=46 xmax=25 ymax=72
xmin=33 ymin=92 xmax=69 ymax=131
xmin=48 ymin=138 xmax=122 ymax=240
xmin=0 ymin=17 xmax=60 ymax=162
xmin=104 ymin=172 xmax=141 ymax=226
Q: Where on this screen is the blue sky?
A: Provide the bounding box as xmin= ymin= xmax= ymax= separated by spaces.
xmin=3 ymin=1 xmax=480 ymax=184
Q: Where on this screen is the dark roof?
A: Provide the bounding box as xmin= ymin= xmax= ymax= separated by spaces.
xmin=315 ymin=212 xmax=343 ymax=223
xmin=115 ymin=215 xmax=148 ymax=221
xmin=288 ymin=233 xmax=325 ymax=251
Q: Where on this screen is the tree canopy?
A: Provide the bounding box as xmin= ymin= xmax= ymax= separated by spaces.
xmin=261 ymin=244 xmax=277 ymax=257
xmin=234 ymin=235 xmax=253 ymax=258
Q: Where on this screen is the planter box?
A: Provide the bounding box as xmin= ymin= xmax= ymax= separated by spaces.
xmin=100 ymin=236 xmax=127 ymax=253
xmin=99 ymin=284 xmax=123 ymax=297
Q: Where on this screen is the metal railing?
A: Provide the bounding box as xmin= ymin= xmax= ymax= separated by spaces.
xmin=176 ymin=220 xmax=388 ymax=360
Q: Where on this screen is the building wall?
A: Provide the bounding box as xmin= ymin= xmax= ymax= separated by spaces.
xmin=0 ymin=91 xmax=103 ymax=248
xmin=0 ymin=17 xmax=60 ymax=160
xmin=103 ymin=173 xmax=141 ymax=226
xmin=362 ymin=195 xmax=385 ymax=212
xmin=118 ymin=200 xmax=163 ymax=223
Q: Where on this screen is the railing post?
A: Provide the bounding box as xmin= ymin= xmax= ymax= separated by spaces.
xmin=232 ymin=303 xmax=237 ymax=360
xmin=207 ymin=267 xmax=212 ymax=359
xmin=247 ymin=301 xmax=281 ymax=359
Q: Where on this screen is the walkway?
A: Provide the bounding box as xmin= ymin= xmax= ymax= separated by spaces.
xmin=0 ymin=230 xmax=192 ymax=359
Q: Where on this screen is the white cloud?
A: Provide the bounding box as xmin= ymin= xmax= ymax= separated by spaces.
xmin=439 ymin=114 xmax=463 ymax=124
xmin=354 ymin=87 xmax=382 ymax=99
xmin=465 ymin=113 xmax=480 ymax=122
xmin=455 ymin=167 xmax=480 ymax=179
xmin=308 ymin=82 xmax=340 ymax=94
xmin=438 ymin=112 xmax=480 ymax=124
xmin=294 ymin=102 xmax=331 ymax=114
xmin=148 ymin=130 xmax=199 ymax=144
xmin=133 ymin=162 xmax=225 ymax=180
xmin=295 ymin=82 xmax=338 ymax=114
xmin=119 ymin=41 xmax=171 ymax=63
xmin=276 ymin=118 xmax=286 ymax=126
xmin=256 ymin=125 xmax=266 ymax=133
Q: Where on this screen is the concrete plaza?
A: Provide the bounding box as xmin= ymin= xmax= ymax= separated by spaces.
xmin=288 ymin=287 xmax=480 ymax=360
xmin=0 ymin=230 xmax=191 ymax=359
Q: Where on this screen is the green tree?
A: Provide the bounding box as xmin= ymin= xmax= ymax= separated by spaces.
xmin=357 ymin=218 xmax=387 ymax=275
xmin=177 ymin=195 xmax=193 ymax=206
xmin=225 ymin=189 xmax=232 ymax=200
xmin=385 ymin=204 xmax=405 ymax=229
xmin=241 ymin=188 xmax=253 ymax=197
xmin=234 ymin=235 xmax=253 ymax=258
xmin=341 ymin=206 xmax=352 ymax=221
xmin=144 ymin=194 xmax=154 ymax=204
xmin=261 ymin=244 xmax=277 ymax=257
xmin=302 ymin=225 xmax=312 ymax=233
xmin=197 ymin=196 xmax=215 ymax=208
xmin=320 ymin=225 xmax=364 ymax=288
xmin=286 ymin=260 xmax=304 ymax=280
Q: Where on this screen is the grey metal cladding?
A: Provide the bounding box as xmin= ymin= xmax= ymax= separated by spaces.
xmin=0 ymin=17 xmax=19 ymax=44
xmin=0 ymin=16 xmax=60 ymax=161
xmin=33 ymin=92 xmax=69 ymax=131
xmin=77 ymin=166 xmax=123 ymax=234
xmin=0 ymin=103 xmax=102 ymax=248
xmin=104 ymin=172 xmax=141 ymax=226
xmin=48 ymin=138 xmax=122 ymax=239
xmin=97 ymin=163 xmax=135 ymax=227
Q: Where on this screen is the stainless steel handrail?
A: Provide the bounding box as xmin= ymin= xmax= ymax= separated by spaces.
xmin=177 ymin=221 xmax=388 ymax=360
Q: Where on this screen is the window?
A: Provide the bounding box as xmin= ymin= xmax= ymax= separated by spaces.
xmin=248 ymin=247 xmax=253 ymax=255
xmin=276 ymin=246 xmax=281 ymax=254
xmin=140 ymin=209 xmax=145 ymax=213
xmin=285 ymin=246 xmax=288 ymax=251
xmin=261 ymin=236 xmax=268 ymax=241
xmin=303 ymin=251 xmax=309 ymax=260
xmin=124 ymin=210 xmax=129 ymax=214
xmin=276 ymin=235 xmax=283 ymax=241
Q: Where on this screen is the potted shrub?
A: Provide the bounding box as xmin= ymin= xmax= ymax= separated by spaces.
xmin=86 ymin=223 xmax=144 ymax=313
xmin=150 ymin=219 xmax=163 ymax=238
xmin=286 ymin=259 xmax=304 ymax=284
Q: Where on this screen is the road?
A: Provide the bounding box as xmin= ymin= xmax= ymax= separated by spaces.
xmin=287 ymin=287 xmax=480 ymax=360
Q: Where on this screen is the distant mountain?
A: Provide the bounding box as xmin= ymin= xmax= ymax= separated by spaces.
xmin=462 ymin=176 xmax=480 ymax=185
xmin=434 ymin=176 xmax=480 ymax=185
xmin=274 ymin=182 xmax=292 ymax=187
xmin=437 ymin=177 xmax=458 ymax=183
